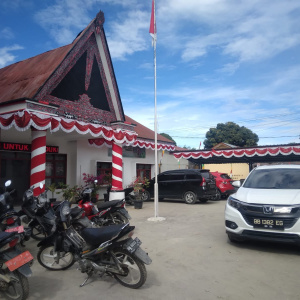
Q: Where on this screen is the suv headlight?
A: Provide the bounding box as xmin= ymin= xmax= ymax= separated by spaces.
xmin=228 ymin=196 xmax=242 ymax=209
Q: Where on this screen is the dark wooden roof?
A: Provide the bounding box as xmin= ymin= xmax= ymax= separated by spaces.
xmin=0 ymin=45 xmax=73 ymax=104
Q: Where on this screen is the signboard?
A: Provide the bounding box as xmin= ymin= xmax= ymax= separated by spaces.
xmin=0 ymin=142 xmax=59 ymax=153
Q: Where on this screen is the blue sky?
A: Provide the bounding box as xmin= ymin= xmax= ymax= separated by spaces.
xmin=1 ymin=0 xmax=300 ymax=149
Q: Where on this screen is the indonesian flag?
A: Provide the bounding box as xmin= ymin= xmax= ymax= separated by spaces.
xmin=149 ymin=0 xmax=156 ymax=43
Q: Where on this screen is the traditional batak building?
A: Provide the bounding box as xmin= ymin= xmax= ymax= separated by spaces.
xmin=0 ymin=11 xmax=182 ymax=203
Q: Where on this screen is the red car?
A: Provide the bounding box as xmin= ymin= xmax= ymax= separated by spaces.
xmin=210 ymin=171 xmax=235 ymax=199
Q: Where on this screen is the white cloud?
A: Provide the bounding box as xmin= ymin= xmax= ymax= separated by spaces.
xmin=158 ymin=0 xmax=300 ymax=67
xmin=0 ymin=45 xmax=24 ymax=68
xmin=0 ymin=27 xmax=14 ymax=39
xmin=106 ymin=10 xmax=149 ymax=60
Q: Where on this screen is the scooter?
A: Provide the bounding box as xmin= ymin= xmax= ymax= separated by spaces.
xmin=0 ymin=231 xmax=33 ymax=300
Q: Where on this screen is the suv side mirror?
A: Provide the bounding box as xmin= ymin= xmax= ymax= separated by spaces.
xmin=232 ymin=181 xmax=241 ymax=188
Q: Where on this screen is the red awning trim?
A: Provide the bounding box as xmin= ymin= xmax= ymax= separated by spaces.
xmin=0 ymin=110 xmax=137 ymax=143
xmin=173 ymin=146 xmax=300 ymax=159
xmin=88 ymin=137 xmax=175 ymax=151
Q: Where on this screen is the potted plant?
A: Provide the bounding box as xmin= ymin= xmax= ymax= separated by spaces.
xmin=47 ymin=182 xmax=57 ymax=203
xmin=58 ymin=183 xmax=81 ymax=203
xmin=129 ymin=177 xmax=150 ymax=209
xmin=82 ymin=173 xmax=105 ymax=202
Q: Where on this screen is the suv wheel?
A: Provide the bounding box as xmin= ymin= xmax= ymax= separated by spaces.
xmin=183 ymin=191 xmax=197 ymax=204
xmin=213 ymin=189 xmax=221 ymax=201
xmin=141 ymin=191 xmax=150 ymax=201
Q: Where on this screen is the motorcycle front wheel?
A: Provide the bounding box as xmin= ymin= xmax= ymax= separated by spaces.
xmin=37 ymin=245 xmax=75 ymax=271
xmin=30 ymin=224 xmax=47 ymax=241
xmin=0 ymin=270 xmax=29 ymax=300
xmin=112 ymin=249 xmax=147 ymax=289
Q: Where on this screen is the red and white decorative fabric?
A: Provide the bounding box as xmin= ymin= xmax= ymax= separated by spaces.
xmin=88 ymin=137 xmax=175 ymax=151
xmin=30 ymin=129 xmax=46 ymax=196
xmin=0 ymin=110 xmax=137 ymax=144
xmin=173 ymin=146 xmax=300 ymax=160
xmin=111 ymin=142 xmax=123 ymax=191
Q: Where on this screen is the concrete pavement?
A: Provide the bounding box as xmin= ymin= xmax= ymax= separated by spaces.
xmin=24 ymin=199 xmax=300 ymax=300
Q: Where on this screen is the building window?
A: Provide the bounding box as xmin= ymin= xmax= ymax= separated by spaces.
xmin=96 ymin=162 xmax=112 ymax=184
xmin=136 ymin=164 xmax=151 ymax=179
xmin=108 ymin=146 xmax=146 ymax=158
xmin=45 ymin=154 xmax=67 ymax=187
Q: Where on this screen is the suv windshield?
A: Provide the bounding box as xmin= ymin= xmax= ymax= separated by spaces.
xmin=243 ymin=168 xmax=300 ymax=189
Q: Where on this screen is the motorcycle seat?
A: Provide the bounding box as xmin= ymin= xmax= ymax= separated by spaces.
xmin=80 ymin=224 xmax=127 ymax=246
xmin=0 ymin=231 xmax=15 ymax=244
xmin=97 ymin=200 xmax=123 ymax=210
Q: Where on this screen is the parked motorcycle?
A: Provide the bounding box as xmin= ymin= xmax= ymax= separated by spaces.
xmin=0 ymin=231 xmax=33 ymax=300
xmin=37 ymin=200 xmax=151 ymax=289
xmin=0 ymin=180 xmax=31 ymax=244
xmin=20 ymin=184 xmax=95 ymax=241
xmin=77 ymin=185 xmax=131 ymax=226
xmin=19 ymin=185 xmax=56 ymax=241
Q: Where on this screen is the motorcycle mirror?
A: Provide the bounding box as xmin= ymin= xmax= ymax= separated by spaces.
xmin=5 ymin=180 xmax=11 ymax=187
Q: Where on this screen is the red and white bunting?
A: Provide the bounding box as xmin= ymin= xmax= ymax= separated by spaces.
xmin=88 ymin=138 xmax=175 ymax=151
xmin=0 ymin=110 xmax=137 ymax=144
xmin=173 ymin=146 xmax=300 ymax=160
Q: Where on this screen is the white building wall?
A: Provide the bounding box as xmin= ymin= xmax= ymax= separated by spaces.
xmin=2 ymin=128 xmax=188 ymax=200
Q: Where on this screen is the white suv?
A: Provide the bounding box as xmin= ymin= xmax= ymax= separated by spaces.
xmin=225 ymin=165 xmax=300 ymax=244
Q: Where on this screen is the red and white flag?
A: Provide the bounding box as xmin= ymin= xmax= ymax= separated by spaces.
xmin=149 ymin=0 xmax=156 ymax=43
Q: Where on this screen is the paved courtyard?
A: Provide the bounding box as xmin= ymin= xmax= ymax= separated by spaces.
xmin=25 ymin=199 xmax=300 ymax=300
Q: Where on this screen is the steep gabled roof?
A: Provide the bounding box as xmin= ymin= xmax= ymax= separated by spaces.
xmin=0 ymin=11 xmax=125 ymax=124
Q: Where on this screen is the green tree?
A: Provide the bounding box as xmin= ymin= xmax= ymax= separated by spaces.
xmin=203 ymin=122 xmax=259 ymax=149
xmin=159 ymin=133 xmax=177 ymax=146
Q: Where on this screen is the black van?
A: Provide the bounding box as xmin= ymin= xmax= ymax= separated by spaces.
xmin=141 ymin=169 xmax=217 ymax=204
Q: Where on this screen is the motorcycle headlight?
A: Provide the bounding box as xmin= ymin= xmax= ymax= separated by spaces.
xmin=228 ymin=196 xmax=242 ymax=209
xmin=61 ymin=204 xmax=71 ymax=216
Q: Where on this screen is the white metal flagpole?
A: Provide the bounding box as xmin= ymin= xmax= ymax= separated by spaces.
xmin=148 ymin=0 xmax=165 ymax=222
xmin=153 ymin=0 xmax=158 ymax=218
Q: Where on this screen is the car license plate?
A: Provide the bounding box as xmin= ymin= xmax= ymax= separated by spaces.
xmin=5 ymin=251 xmax=34 ymax=271
xmin=5 ymin=225 xmax=24 ymax=233
xmin=125 ymin=237 xmax=142 ymax=254
xmin=253 ymin=218 xmax=284 ymax=229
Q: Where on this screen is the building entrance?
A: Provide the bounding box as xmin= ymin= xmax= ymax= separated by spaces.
xmin=0 ymin=152 xmax=31 ymax=205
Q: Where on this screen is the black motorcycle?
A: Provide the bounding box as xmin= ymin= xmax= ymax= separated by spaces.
xmin=0 ymin=180 xmax=31 ymax=244
xmin=19 ymin=185 xmax=56 ymax=241
xmin=37 ymin=200 xmax=152 ymax=289
xmin=19 ymin=184 xmax=94 ymax=241
xmin=0 ymin=231 xmax=33 ymax=300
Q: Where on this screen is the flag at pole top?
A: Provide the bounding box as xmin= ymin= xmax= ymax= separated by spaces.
xmin=149 ymin=0 xmax=156 ymax=42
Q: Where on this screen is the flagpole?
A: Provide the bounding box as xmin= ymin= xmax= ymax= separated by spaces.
xmin=153 ymin=0 xmax=158 ymax=218
xmin=148 ymin=0 xmax=165 ymax=222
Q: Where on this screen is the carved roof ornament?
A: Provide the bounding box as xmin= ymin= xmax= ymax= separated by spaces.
xmin=95 ymin=10 xmax=105 ymax=35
